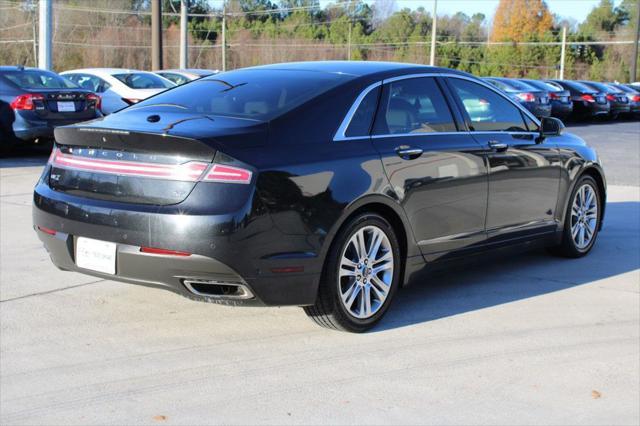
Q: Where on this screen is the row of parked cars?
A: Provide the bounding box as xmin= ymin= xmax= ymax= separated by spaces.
xmin=0 ymin=64 xmax=638 ymax=151
xmin=482 ymin=76 xmax=640 ymax=120
xmin=0 ymin=66 xmax=217 ymax=149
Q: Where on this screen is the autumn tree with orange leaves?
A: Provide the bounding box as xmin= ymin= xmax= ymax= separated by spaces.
xmin=491 ymin=0 xmax=554 ymax=42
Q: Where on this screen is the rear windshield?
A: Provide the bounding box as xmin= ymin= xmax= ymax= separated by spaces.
xmin=1 ymin=70 xmax=77 ymax=89
xmin=580 ymin=81 xmax=613 ymax=93
xmin=495 ymin=79 xmax=537 ymax=91
xmin=113 ymin=73 xmax=174 ymax=89
xmin=563 ymin=80 xmax=597 ymax=92
xmin=525 ymin=80 xmax=562 ymax=92
xmin=129 ymin=69 xmax=352 ymax=121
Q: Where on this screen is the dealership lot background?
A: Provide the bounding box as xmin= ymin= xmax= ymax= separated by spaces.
xmin=0 ymin=120 xmax=638 ymax=425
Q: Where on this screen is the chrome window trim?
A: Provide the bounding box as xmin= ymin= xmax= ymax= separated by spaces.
xmin=333 ymin=72 xmax=541 ymax=142
xmin=333 ymin=81 xmax=381 ymax=141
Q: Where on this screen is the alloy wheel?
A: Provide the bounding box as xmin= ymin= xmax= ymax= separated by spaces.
xmin=570 ymin=183 xmax=599 ymax=250
xmin=338 ymin=225 xmax=394 ymax=319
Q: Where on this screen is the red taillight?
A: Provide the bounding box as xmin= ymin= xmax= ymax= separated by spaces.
xmin=50 ymin=147 xmax=253 ymax=184
xmin=606 ymin=94 xmax=616 ymax=102
xmin=10 ymin=93 xmax=44 ymax=110
xmin=202 ymin=164 xmax=252 ymax=184
xmin=549 ymin=92 xmax=559 ymax=100
xmin=50 ymin=148 xmax=209 ymax=181
xmin=140 ymin=247 xmax=191 ymax=256
xmin=86 ymin=93 xmax=101 ymax=112
xmin=581 ymin=94 xmax=595 ymax=103
xmin=122 ymin=98 xmax=142 ymax=105
xmin=516 ymin=92 xmax=536 ymax=102
xmin=632 ymin=95 xmax=640 ymax=102
xmin=37 ymin=225 xmax=57 ymax=236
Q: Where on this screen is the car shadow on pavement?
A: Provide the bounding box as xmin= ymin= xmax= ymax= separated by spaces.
xmin=0 ymin=147 xmax=50 ymax=168
xmin=377 ymin=201 xmax=640 ymax=332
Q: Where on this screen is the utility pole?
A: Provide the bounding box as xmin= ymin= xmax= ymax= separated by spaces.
xmin=429 ymin=0 xmax=437 ymax=66
xmin=180 ymin=0 xmax=189 ymax=69
xmin=560 ymin=26 xmax=567 ymax=80
xmin=38 ymin=0 xmax=52 ymax=70
xmin=631 ymin=2 xmax=640 ymax=82
xmin=347 ymin=20 xmax=352 ymax=60
xmin=151 ymin=0 xmax=162 ymax=70
xmin=221 ymin=2 xmax=226 ymax=71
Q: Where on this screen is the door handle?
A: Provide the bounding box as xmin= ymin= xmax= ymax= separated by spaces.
xmin=488 ymin=140 xmax=509 ymax=152
xmin=395 ymin=147 xmax=423 ymax=160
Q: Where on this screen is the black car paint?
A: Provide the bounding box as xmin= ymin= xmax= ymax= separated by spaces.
xmin=483 ymin=77 xmax=552 ymax=119
xmin=547 ymin=80 xmax=611 ymax=119
xmin=33 ymin=62 xmax=606 ymax=306
xmin=520 ymin=79 xmax=573 ymax=119
xmin=579 ymin=81 xmax=631 ymax=118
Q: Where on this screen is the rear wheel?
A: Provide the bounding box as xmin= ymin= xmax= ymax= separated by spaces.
xmin=303 ymin=213 xmax=401 ymax=332
xmin=551 ymin=175 xmax=601 ymax=258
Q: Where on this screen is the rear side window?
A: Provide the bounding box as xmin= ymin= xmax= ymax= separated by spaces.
xmin=373 ymin=77 xmax=456 ymax=135
xmin=448 ymin=78 xmax=527 ymax=132
xmin=113 ymin=73 xmax=174 ymax=89
xmin=129 ymin=69 xmax=352 ymax=121
xmin=159 ymin=73 xmax=191 ymax=85
xmin=2 ymin=70 xmax=77 ymax=89
xmin=345 ymin=86 xmax=380 ymax=137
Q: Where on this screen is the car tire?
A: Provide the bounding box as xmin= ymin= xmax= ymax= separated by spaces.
xmin=303 ymin=213 xmax=401 ymax=332
xmin=550 ymin=175 xmax=602 ymax=258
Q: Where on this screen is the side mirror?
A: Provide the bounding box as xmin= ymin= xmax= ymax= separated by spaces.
xmin=540 ymin=116 xmax=565 ymax=138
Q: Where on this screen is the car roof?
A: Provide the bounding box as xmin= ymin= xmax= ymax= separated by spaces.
xmin=61 ymin=68 xmax=153 ymax=76
xmin=158 ymin=69 xmax=218 ymax=75
xmin=240 ymin=61 xmax=469 ymax=78
xmin=0 ymin=66 xmax=53 ymax=72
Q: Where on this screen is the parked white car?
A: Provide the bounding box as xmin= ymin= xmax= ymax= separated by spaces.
xmin=60 ymin=68 xmax=175 ymax=114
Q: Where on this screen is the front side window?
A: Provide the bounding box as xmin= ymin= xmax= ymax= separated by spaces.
xmin=113 ymin=73 xmax=175 ymax=89
xmin=448 ymin=78 xmax=527 ymax=132
xmin=68 ymin=74 xmax=110 ymax=93
xmin=373 ymin=77 xmax=456 ymax=135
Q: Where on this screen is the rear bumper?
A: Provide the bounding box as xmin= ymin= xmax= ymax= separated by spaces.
xmin=33 ymin=179 xmax=322 ymax=306
xmin=551 ymin=102 xmax=573 ymax=118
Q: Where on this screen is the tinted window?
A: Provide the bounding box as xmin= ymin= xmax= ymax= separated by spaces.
xmin=130 ymin=69 xmax=352 ymax=121
xmin=527 ymin=80 xmax=563 ymax=92
xmin=373 ymin=77 xmax=456 ymax=135
xmin=158 ymin=73 xmax=191 ymax=86
xmin=498 ymin=79 xmax=537 ymax=91
xmin=113 ymin=73 xmax=174 ymax=89
xmin=560 ymin=80 xmax=597 ymax=93
xmin=448 ymin=78 xmax=527 ymax=132
xmin=2 ymin=70 xmax=77 ymax=89
xmin=345 ymin=86 xmax=380 ymax=137
xmin=67 ymin=74 xmax=110 ymax=93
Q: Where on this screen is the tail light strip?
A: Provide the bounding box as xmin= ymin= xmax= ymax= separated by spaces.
xmin=50 ymin=148 xmax=252 ymax=184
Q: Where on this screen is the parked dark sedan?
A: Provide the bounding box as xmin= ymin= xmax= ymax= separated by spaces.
xmin=547 ymin=80 xmax=610 ymax=120
xmin=608 ymin=83 xmax=640 ymax=117
xmin=0 ymin=66 xmax=101 ymax=148
xmin=483 ymin=77 xmax=552 ymax=118
xmin=579 ymin=80 xmax=630 ymax=119
xmin=33 ymin=62 xmax=606 ymax=332
xmin=520 ymin=79 xmax=573 ymax=119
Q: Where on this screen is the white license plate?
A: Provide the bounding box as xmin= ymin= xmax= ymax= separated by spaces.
xmin=76 ymin=237 xmax=116 ymax=275
xmin=57 ymin=101 xmax=76 ymax=112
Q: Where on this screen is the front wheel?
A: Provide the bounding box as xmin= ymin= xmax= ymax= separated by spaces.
xmin=551 ymin=175 xmax=602 ymax=258
xmin=303 ymin=213 xmax=401 ymax=332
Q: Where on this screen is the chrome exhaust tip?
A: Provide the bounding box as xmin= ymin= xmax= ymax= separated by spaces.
xmin=182 ymin=279 xmax=254 ymax=300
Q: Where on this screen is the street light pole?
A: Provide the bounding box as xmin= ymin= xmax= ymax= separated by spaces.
xmin=151 ymin=0 xmax=163 ymax=70
xmin=429 ymin=0 xmax=437 ymax=66
xmin=180 ymin=0 xmax=189 ymax=69
xmin=38 ymin=0 xmax=52 ymax=70
xmin=631 ymin=2 xmax=640 ymax=82
xmin=560 ymin=26 xmax=567 ymax=80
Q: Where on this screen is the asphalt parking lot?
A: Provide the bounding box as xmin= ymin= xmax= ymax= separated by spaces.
xmin=0 ymin=120 xmax=638 ymax=425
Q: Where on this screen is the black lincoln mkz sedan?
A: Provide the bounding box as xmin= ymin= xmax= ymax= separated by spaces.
xmin=34 ymin=62 xmax=606 ymax=332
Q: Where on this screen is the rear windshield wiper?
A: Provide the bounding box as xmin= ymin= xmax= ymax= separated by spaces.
xmin=163 ymin=115 xmax=215 ymax=132
xmin=129 ymin=103 xmax=187 ymax=110
xmin=202 ymin=79 xmax=248 ymax=93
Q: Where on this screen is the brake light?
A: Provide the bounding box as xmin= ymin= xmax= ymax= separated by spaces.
xmin=122 ymin=98 xmax=142 ymax=105
xmin=581 ymin=94 xmax=595 ymax=103
xmin=632 ymin=95 xmax=640 ymax=102
xmin=10 ymin=93 xmax=44 ymax=110
xmin=50 ymin=148 xmax=209 ymax=181
xmin=606 ymin=94 xmax=616 ymax=102
xmin=140 ymin=247 xmax=191 ymax=256
xmin=50 ymin=148 xmax=253 ymax=184
xmin=202 ymin=164 xmax=252 ymax=184
xmin=37 ymin=225 xmax=57 ymax=236
xmin=516 ymin=92 xmax=536 ymax=102
xmin=86 ymin=93 xmax=101 ymax=112
xmin=548 ymin=92 xmax=559 ymax=100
